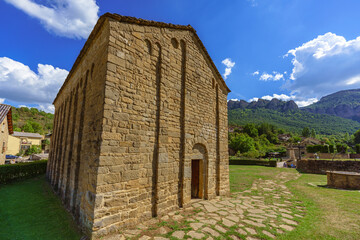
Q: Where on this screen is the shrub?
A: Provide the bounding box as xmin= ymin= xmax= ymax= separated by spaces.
xmin=229 ymin=157 xmax=276 ymax=167
xmin=25 ymin=145 xmax=42 ymax=156
xmin=0 ymin=160 xmax=47 ymax=184
xmin=355 ymin=144 xmax=360 ymax=154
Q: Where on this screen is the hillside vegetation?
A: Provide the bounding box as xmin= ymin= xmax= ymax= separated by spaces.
xmin=303 ymin=89 xmax=360 ymax=121
xmin=12 ymin=107 xmax=54 ymax=135
xmin=228 ymin=108 xmax=360 ymax=135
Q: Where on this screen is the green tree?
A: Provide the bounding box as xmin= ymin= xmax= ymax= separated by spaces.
xmin=25 ymin=145 xmax=42 ymax=156
xmin=229 ymin=133 xmax=255 ymax=153
xmin=22 ymin=122 xmax=34 ymax=133
xmin=355 ymin=144 xmax=360 ymax=154
xmin=30 ymin=107 xmax=39 ymax=115
xmin=354 ymin=129 xmax=360 ymax=144
xmin=311 ymin=129 xmax=316 ymax=138
xmin=302 ymin=127 xmax=311 ymax=137
xmin=30 ymin=121 xmax=43 ymax=134
xmin=243 ymin=123 xmax=258 ymax=138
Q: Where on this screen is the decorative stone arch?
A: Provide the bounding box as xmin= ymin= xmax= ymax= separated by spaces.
xmin=190 ymin=140 xmax=209 ymax=199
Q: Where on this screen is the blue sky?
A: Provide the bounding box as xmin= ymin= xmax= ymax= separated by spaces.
xmin=1 ymin=0 xmax=360 ymax=112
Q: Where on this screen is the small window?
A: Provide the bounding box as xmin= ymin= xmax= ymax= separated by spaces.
xmin=1 ymin=123 xmax=4 ymax=133
xmin=2 ymin=142 xmax=5 ymax=154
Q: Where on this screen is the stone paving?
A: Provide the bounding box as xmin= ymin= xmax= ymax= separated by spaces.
xmin=103 ymin=172 xmax=305 ymax=240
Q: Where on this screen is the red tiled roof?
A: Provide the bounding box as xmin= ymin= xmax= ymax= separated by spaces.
xmin=0 ymin=104 xmax=13 ymax=134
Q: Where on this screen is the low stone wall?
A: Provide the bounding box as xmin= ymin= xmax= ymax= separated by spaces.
xmin=350 ymin=153 xmax=360 ymax=159
xmin=327 ymin=171 xmax=360 ymax=190
xmin=305 ymin=153 xmax=349 ymax=159
xmin=297 ymin=160 xmax=360 ymax=174
xmin=229 ymin=159 xmax=277 ymax=167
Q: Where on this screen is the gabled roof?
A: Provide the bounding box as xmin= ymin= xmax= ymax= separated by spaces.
xmin=12 ymin=131 xmax=43 ymax=139
xmin=54 ymin=13 xmax=230 ymax=104
xmin=0 ymin=104 xmax=13 ymax=134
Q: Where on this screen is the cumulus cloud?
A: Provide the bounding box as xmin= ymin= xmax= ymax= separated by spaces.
xmin=222 ymin=58 xmax=235 ymax=79
xmin=261 ymin=94 xmax=295 ymax=101
xmin=259 ymin=71 xmax=284 ymax=81
xmin=295 ymin=98 xmax=318 ymax=107
xmin=0 ymin=57 xmax=68 ymax=112
xmin=285 ymin=32 xmax=360 ymax=99
xmin=248 ymin=93 xmax=318 ymax=107
xmin=252 ymin=71 xmax=259 ymax=76
xmin=4 ymin=0 xmax=99 ymax=39
xmin=0 ymin=98 xmax=5 ymax=104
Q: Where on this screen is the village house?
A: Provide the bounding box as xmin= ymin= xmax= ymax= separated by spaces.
xmin=7 ymin=131 xmax=44 ymax=155
xmin=47 ymin=13 xmax=230 ymax=238
xmin=0 ymin=104 xmax=13 ymax=164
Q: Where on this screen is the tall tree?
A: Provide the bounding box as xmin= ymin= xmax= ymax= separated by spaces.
xmin=311 ymin=129 xmax=316 ymax=138
xmin=302 ymin=127 xmax=311 ymax=137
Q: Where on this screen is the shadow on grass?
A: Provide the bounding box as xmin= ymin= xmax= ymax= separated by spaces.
xmin=0 ymin=175 xmax=82 ymax=240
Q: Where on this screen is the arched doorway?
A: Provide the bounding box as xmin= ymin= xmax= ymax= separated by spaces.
xmin=191 ymin=144 xmax=208 ymax=199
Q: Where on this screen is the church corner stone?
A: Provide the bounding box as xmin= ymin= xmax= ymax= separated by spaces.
xmin=47 ymin=13 xmax=230 ymax=239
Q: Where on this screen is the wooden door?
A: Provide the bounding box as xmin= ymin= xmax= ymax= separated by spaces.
xmin=191 ymin=160 xmax=200 ymax=198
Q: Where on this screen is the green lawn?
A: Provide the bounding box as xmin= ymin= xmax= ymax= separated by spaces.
xmin=1 ymin=167 xmax=359 ymax=240
xmin=0 ymin=175 xmax=82 ymax=240
xmin=230 ymin=165 xmax=360 ymax=240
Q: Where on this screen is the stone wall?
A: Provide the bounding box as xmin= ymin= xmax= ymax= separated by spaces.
xmin=297 ymin=159 xmax=360 ymax=174
xmin=0 ymin=117 xmax=9 ymax=164
xmin=305 ymin=153 xmax=350 ymax=159
xmin=47 ymin=18 xmax=110 ymax=236
xmin=93 ymin=18 xmax=230 ymax=237
xmin=48 ymin=14 xmax=230 ymax=239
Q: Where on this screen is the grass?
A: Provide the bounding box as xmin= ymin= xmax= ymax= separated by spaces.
xmin=0 ymin=175 xmax=81 ymax=240
xmin=230 ymin=165 xmax=360 ymax=240
xmin=229 ymin=165 xmax=290 ymax=192
xmin=281 ymin=173 xmax=360 ymax=240
xmin=1 ymin=166 xmax=359 ymax=240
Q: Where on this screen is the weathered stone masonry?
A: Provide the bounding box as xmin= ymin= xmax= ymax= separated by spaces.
xmin=47 ymin=13 xmax=231 ymax=238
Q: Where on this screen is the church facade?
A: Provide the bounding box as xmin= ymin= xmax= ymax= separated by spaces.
xmin=47 ymin=13 xmax=230 ymax=238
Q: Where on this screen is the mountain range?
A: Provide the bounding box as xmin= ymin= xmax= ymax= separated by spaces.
xmin=302 ymin=89 xmax=360 ymax=122
xmin=228 ymin=89 xmax=360 ymax=135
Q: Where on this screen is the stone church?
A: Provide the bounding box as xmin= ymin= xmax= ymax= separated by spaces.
xmin=47 ymin=13 xmax=230 ymax=238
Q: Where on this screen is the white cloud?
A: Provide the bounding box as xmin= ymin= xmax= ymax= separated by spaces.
xmin=227 ymin=98 xmax=240 ymax=102
xmin=4 ymin=0 xmax=99 ymax=39
xmin=261 ymin=94 xmax=295 ymax=101
xmin=38 ymin=104 xmax=55 ymax=113
xmin=0 ymin=98 xmax=5 ymax=104
xmin=222 ymin=58 xmax=235 ymax=79
xmin=0 ymin=57 xmax=68 ymax=113
xmin=259 ymin=71 xmax=284 ymax=81
xmin=252 ymin=71 xmax=259 ymax=76
xmin=248 ymin=93 xmax=318 ymax=107
xmin=295 ymin=98 xmax=318 ymax=107
xmin=285 ymin=32 xmax=360 ymax=99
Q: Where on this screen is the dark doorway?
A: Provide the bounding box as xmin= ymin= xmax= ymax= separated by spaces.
xmin=191 ymin=160 xmax=200 ymax=198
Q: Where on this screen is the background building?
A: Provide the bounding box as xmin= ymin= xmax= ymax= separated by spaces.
xmin=0 ymin=104 xmax=13 ymax=164
xmin=7 ymin=132 xmax=43 ymax=155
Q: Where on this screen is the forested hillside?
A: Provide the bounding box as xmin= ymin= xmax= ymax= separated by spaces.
xmin=303 ymin=89 xmax=360 ymax=121
xmin=12 ymin=107 xmax=54 ymax=135
xmin=228 ymin=108 xmax=360 ymax=135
